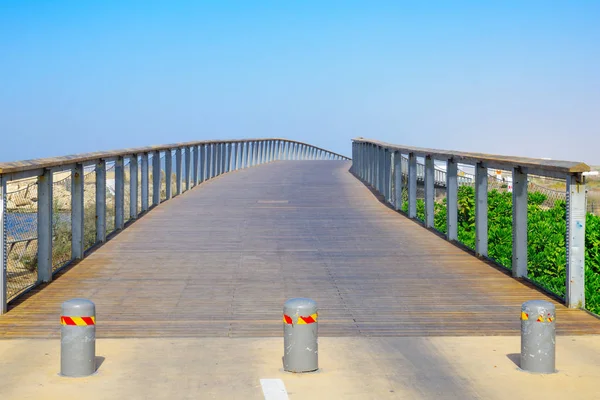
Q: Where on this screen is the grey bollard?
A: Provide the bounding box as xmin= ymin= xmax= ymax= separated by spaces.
xmin=283 ymin=298 xmax=318 ymax=373
xmin=520 ymin=300 xmax=556 ymax=373
xmin=60 ymin=298 xmax=96 ymax=377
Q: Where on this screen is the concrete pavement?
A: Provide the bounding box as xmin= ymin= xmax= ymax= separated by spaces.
xmin=1 ymin=336 xmax=600 ymax=399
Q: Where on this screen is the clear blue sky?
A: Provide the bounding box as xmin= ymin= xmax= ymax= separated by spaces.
xmin=1 ymin=1 xmax=599 ymax=164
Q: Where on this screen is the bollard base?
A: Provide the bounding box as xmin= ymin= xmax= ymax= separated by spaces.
xmin=58 ymin=370 xmax=99 ymax=378
xmin=515 ymin=367 xmax=557 ymax=375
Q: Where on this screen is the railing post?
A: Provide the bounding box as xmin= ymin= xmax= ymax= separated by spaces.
xmin=424 ymin=155 xmax=435 ymax=228
xmin=0 ymin=175 xmax=6 ymax=314
xmin=130 ymin=155 xmax=139 ymax=218
xmin=222 ymin=142 xmax=227 ymax=172
xmin=446 ymin=158 xmax=458 ymax=241
xmin=152 ymin=151 xmax=161 ymax=206
xmin=384 ymin=148 xmax=391 ymax=202
xmin=38 ymin=168 xmax=54 ymax=282
xmin=185 ymin=146 xmax=191 ymax=191
xmin=394 ymin=151 xmax=403 ymax=210
xmin=141 ymin=153 xmax=149 ymax=212
xmin=512 ymin=166 xmax=528 ymax=277
xmin=200 ymin=145 xmax=207 ymax=181
xmin=193 ymin=146 xmax=199 ymax=187
xmin=95 ymin=160 xmax=106 ymax=244
xmin=175 ymin=148 xmax=182 ymax=196
xmin=165 ymin=150 xmax=172 ymax=200
xmin=115 ymin=156 xmax=125 ymax=230
xmin=566 ymin=173 xmax=586 ymax=308
xmin=219 ymin=143 xmax=225 ymax=173
xmin=236 ymin=143 xmax=241 ymax=170
xmin=277 ymin=140 xmax=283 ymax=160
xmin=226 ymin=143 xmax=232 ymax=173
xmin=408 ymin=153 xmax=417 ymax=218
xmin=475 ymin=162 xmax=488 ymax=257
xmin=210 ymin=144 xmax=217 ymax=178
xmin=71 ymin=163 xmax=84 ymax=260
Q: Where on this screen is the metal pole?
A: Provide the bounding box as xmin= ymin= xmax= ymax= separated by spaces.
xmin=38 ymin=168 xmax=53 ymax=282
xmin=283 ymin=298 xmax=318 ymax=373
xmin=200 ymin=145 xmax=207 ymax=182
xmin=175 ymin=148 xmax=182 ymax=195
xmin=95 ymin=160 xmax=106 ymax=244
xmin=424 ymin=155 xmax=435 ymax=228
xmin=384 ymin=149 xmax=391 ymax=202
xmin=446 ymin=158 xmax=458 ymax=241
xmin=71 ymin=163 xmax=85 ymax=259
xmin=512 ymin=166 xmax=528 ymax=277
xmin=165 ymin=150 xmax=172 ymax=200
xmin=566 ymin=173 xmax=586 ymax=308
xmin=130 ymin=155 xmax=139 ymax=218
xmin=61 ymin=298 xmax=96 ymax=377
xmin=0 ymin=176 xmax=7 ymax=314
xmin=184 ymin=146 xmax=191 ymax=192
xmin=115 ymin=156 xmax=124 ymax=230
xmin=226 ymin=143 xmax=232 ymax=172
xmin=193 ymin=145 xmax=199 ymax=187
xmin=152 ymin=151 xmax=161 ymax=206
xmin=475 ymin=162 xmax=488 ymax=257
xmin=408 ymin=153 xmax=417 ymax=218
xmin=141 ymin=153 xmax=149 ymax=212
xmin=394 ymin=151 xmax=403 ymax=210
xmin=520 ymin=300 xmax=556 ymax=374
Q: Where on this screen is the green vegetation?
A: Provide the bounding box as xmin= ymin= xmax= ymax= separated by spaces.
xmin=403 ymin=186 xmax=600 ymax=314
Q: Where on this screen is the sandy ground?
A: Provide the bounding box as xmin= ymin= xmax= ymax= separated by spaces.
xmin=1 ymin=336 xmax=600 ymax=400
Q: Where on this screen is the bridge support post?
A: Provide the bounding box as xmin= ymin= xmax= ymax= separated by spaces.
xmin=446 ymin=159 xmax=458 ymax=241
xmin=512 ymin=167 xmax=528 ymax=277
xmin=115 ymin=156 xmax=125 ymax=230
xmin=0 ymin=176 xmax=7 ymax=314
xmin=408 ymin=153 xmax=417 ymax=218
xmin=152 ymin=151 xmax=161 ymax=206
xmin=520 ymin=300 xmax=556 ymax=374
xmin=141 ymin=153 xmax=149 ymax=212
xmin=566 ymin=174 xmax=586 ymax=308
xmin=475 ymin=162 xmax=488 ymax=257
xmin=424 ymin=155 xmax=435 ymax=228
xmin=130 ymin=155 xmax=139 ymax=218
xmin=283 ymin=298 xmax=318 ymax=373
xmin=95 ymin=160 xmax=106 ymax=244
xmin=60 ymin=298 xmax=96 ymax=377
xmin=71 ymin=163 xmax=85 ymax=259
xmin=38 ymin=168 xmax=53 ymax=282
xmin=165 ymin=150 xmax=172 ymax=199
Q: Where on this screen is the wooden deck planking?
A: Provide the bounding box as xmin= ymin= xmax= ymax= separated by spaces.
xmin=0 ymin=160 xmax=599 ymax=338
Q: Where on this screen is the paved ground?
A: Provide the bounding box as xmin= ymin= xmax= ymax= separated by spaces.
xmin=2 ymin=336 xmax=600 ymax=399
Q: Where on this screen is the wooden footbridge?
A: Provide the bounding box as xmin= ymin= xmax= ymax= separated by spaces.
xmin=0 ymin=139 xmax=598 ymax=338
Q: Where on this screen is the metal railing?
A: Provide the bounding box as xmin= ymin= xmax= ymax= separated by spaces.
xmin=351 ymin=138 xmax=590 ymax=309
xmin=0 ymin=138 xmax=349 ymax=313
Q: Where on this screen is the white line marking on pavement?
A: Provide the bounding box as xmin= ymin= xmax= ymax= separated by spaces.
xmin=260 ymin=378 xmax=289 ymax=400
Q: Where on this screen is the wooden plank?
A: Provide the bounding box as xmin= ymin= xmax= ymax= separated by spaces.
xmin=0 ymin=161 xmax=599 ymax=338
